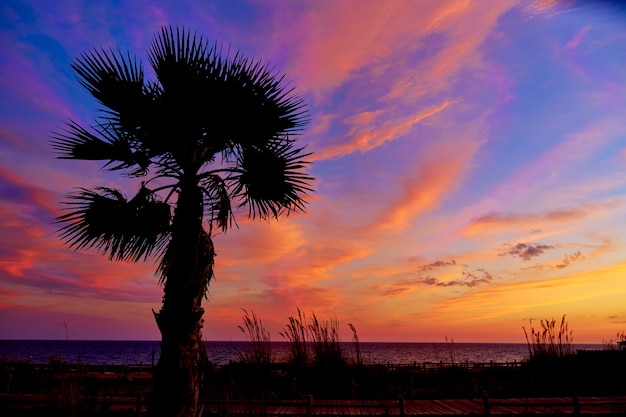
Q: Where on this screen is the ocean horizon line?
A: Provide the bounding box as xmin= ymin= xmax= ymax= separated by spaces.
xmin=0 ymin=339 xmax=606 ymax=366
xmin=0 ymin=338 xmax=604 ymax=345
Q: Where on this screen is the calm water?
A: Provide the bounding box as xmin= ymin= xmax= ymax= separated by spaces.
xmin=0 ymin=340 xmax=602 ymax=366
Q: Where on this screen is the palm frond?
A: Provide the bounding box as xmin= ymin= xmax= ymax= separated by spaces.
xmin=230 ymin=139 xmax=314 ymax=219
xmin=73 ymin=48 xmax=145 ymax=117
xmin=145 ymin=26 xmax=309 ymax=166
xmin=57 ymin=186 xmax=171 ymax=262
xmin=72 ymin=48 xmax=178 ymax=163
xmin=50 ymin=120 xmax=151 ymax=176
xmin=148 ymin=26 xmax=210 ymax=90
xmin=201 ymin=174 xmax=234 ymax=232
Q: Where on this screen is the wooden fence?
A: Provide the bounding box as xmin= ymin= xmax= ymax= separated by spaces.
xmin=3 ymin=393 xmax=626 ymax=415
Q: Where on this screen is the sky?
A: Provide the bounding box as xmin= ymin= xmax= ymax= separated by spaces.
xmin=1 ymin=0 xmax=626 ymax=344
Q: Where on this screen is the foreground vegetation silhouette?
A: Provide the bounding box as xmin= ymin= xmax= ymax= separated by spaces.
xmin=2 ymin=315 xmax=626 ymax=415
xmin=51 ymin=26 xmax=313 ymax=416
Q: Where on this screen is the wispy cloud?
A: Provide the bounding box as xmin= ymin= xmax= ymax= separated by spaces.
xmin=315 ymin=100 xmax=459 ymax=160
xmin=2 ymin=0 xmax=626 ymax=342
xmin=419 ymin=269 xmax=496 ymax=288
xmin=373 ymin=138 xmax=481 ymax=231
xmin=521 ymin=250 xmax=586 ymax=271
xmin=499 ymin=242 xmax=554 ymax=261
xmin=374 ymin=266 xmax=495 ymax=297
xmin=555 ymin=250 xmax=585 ymax=269
xmin=463 ymin=199 xmax=622 ymax=235
xmin=417 ymin=259 xmax=457 ymax=271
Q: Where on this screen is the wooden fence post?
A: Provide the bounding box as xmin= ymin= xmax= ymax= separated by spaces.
xmin=136 ymin=394 xmax=142 ymax=416
xmin=306 ymin=395 xmax=313 ymax=417
xmin=351 ymin=377 xmax=355 ymax=400
xmin=573 ymin=394 xmax=581 ymax=416
xmin=398 ymin=395 xmax=406 ymax=417
xmin=482 ymin=392 xmax=490 ymax=416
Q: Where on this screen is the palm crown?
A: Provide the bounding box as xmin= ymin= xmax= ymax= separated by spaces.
xmin=52 ymin=27 xmax=313 ymax=265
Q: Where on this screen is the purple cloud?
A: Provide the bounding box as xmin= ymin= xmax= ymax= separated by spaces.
xmin=417 ymin=259 xmax=457 ymax=271
xmin=416 ymin=269 xmax=495 ymax=288
xmin=555 ymin=251 xmax=585 ymax=269
xmin=499 ymin=242 xmax=554 ymax=261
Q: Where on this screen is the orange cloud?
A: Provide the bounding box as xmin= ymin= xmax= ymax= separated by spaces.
xmin=215 ymin=218 xmax=307 ymax=268
xmin=523 ymin=0 xmax=569 ymax=20
xmin=374 ymin=139 xmax=480 ymax=231
xmin=315 ymin=100 xmax=459 ymax=160
xmin=463 ymin=199 xmax=622 ymax=235
xmin=418 ymin=261 xmax=626 ymax=328
xmin=268 ymin=1 xmax=517 ymax=98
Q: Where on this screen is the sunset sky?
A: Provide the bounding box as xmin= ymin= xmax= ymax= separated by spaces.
xmin=1 ymin=0 xmax=626 ymax=344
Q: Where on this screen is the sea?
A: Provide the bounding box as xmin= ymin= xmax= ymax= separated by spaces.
xmin=0 ymin=340 xmax=603 ymax=366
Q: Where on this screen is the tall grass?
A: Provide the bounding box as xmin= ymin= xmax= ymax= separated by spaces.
xmin=348 ymin=323 xmax=362 ymax=366
xmin=308 ymin=312 xmax=344 ymax=369
xmin=238 ymin=308 xmax=272 ymax=364
xmin=523 ymin=314 xmax=574 ymax=359
xmin=280 ymin=309 xmax=355 ymax=369
xmin=445 ymin=335 xmax=456 ymax=365
xmin=279 ymin=308 xmax=309 ymax=368
xmin=602 ymin=331 xmax=626 ymax=350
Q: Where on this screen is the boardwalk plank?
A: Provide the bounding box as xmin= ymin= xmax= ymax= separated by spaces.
xmin=433 ymin=399 xmax=466 ymax=414
xmin=3 ymin=394 xmax=626 ymax=415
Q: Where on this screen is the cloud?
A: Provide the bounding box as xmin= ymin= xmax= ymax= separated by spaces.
xmin=262 ymin=1 xmax=515 ymax=165
xmin=522 ymin=250 xmax=586 ymax=271
xmin=0 ymin=166 xmax=59 ymax=221
xmin=419 ymin=269 xmax=495 ymax=288
xmin=464 ymin=199 xmax=622 ymax=235
xmin=499 ymin=242 xmax=554 ymax=261
xmin=269 ymin=1 xmax=500 ymax=95
xmin=373 ymin=139 xmax=481 ymax=231
xmin=373 ymin=276 xmax=425 ymax=297
xmin=215 ymin=218 xmax=307 ymax=267
xmin=523 ymin=0 xmax=571 ymax=20
xmin=417 ymin=259 xmax=457 ymax=271
xmin=315 ymin=100 xmax=459 ymax=160
xmin=555 ymin=250 xmax=585 ymax=269
xmin=374 ymin=267 xmax=495 ymax=297
xmin=564 ymin=25 xmax=592 ymax=52
xmin=417 ymin=261 xmax=626 ymax=335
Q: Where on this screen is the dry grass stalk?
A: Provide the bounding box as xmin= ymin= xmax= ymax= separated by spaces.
xmin=280 ymin=308 xmax=309 ymax=368
xmin=602 ymin=331 xmax=626 ymax=350
xmin=238 ymin=308 xmax=272 ymax=364
xmin=523 ymin=314 xmax=574 ymax=359
xmin=348 ymin=323 xmax=362 ymax=366
xmin=308 ymin=312 xmax=344 ymax=368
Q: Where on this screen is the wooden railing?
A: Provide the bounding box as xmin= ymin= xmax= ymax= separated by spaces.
xmin=3 ymin=394 xmax=626 ymax=415
xmin=481 ymin=394 xmax=626 ymax=416
xmin=380 ymin=360 xmax=523 ymax=371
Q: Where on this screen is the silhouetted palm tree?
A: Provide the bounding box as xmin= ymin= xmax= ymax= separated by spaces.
xmin=51 ymin=26 xmax=313 ymax=417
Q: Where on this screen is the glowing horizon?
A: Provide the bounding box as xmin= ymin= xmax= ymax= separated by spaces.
xmin=1 ymin=0 xmax=626 ymax=344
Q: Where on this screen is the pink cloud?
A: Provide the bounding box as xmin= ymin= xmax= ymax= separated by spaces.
xmin=214 ymin=219 xmax=307 ymax=268
xmin=0 ymin=166 xmax=59 ymax=219
xmin=463 ymin=199 xmax=622 ymax=235
xmin=373 ymin=139 xmax=480 ymax=231
xmin=0 ymin=41 xmax=76 ymax=121
xmin=0 ymin=169 xmax=161 ymax=305
xmin=276 ymin=2 xmax=516 ymax=97
xmin=523 ymin=0 xmax=573 ymax=20
xmin=315 ymin=100 xmax=459 ymax=160
xmin=564 ymin=24 xmax=592 ymax=51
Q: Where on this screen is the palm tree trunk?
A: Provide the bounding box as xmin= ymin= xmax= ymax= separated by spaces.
xmin=152 ymin=181 xmax=213 ymax=417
